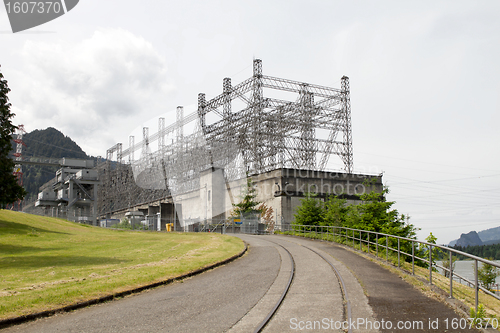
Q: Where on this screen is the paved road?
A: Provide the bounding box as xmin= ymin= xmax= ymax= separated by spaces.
xmin=276 ymin=235 xmax=480 ymax=333
xmin=3 ymin=235 xmax=280 ymax=333
xmin=2 ymin=234 xmax=480 ymax=332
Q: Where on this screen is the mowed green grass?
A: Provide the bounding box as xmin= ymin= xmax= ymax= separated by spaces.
xmin=0 ymin=210 xmax=244 ymax=320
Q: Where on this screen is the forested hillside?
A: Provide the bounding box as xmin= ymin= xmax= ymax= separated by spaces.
xmin=10 ymin=127 xmax=90 ymax=201
xmin=453 ymin=243 xmax=500 ymax=260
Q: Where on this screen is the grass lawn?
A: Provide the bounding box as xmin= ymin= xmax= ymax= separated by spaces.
xmin=0 ymin=210 xmax=244 ymax=320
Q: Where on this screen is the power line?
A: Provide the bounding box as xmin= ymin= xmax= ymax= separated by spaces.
xmin=417 ymin=220 xmax=500 ymax=229
xmin=356 ymin=151 xmax=500 ymax=174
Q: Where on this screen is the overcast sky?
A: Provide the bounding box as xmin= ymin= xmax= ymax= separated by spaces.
xmin=1 ymin=0 xmax=499 ymax=243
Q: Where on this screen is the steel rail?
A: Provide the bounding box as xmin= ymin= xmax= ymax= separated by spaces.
xmin=302 ymin=244 xmax=352 ymax=333
xmin=281 ymin=224 xmax=500 ymax=313
xmin=253 ymin=241 xmax=295 ymax=333
xmin=254 ymin=238 xmax=352 ymax=333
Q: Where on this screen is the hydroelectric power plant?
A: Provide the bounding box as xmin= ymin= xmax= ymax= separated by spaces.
xmin=33 ymin=59 xmax=383 ymax=229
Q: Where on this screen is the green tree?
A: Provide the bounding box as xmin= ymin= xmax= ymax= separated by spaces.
xmin=0 ymin=65 xmax=26 ymax=207
xmin=231 ymin=176 xmax=261 ymax=217
xmin=420 ymin=232 xmax=441 ymax=269
xmin=322 ymin=196 xmax=351 ymax=227
xmin=442 ymin=254 xmax=457 ymax=278
xmin=476 ymin=259 xmax=500 ymax=291
xmin=353 ymin=188 xmax=418 ymax=260
xmin=297 ymin=184 xmax=418 ymax=258
xmin=350 ymin=188 xmax=416 ymax=237
xmin=293 ymin=193 xmax=323 ymax=226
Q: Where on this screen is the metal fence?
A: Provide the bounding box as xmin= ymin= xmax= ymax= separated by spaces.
xmin=276 ymin=224 xmax=500 ymax=313
xmin=181 ymin=218 xmax=269 ymax=234
xmin=110 ymin=217 xmax=270 ymax=234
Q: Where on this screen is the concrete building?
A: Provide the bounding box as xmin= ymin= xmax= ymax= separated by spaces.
xmin=35 ymin=158 xmax=100 ymax=225
xmin=171 ymin=167 xmax=382 ymax=230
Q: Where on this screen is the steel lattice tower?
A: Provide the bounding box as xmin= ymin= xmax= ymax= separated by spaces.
xmin=112 ymin=59 xmax=353 ymax=194
xmin=12 ymin=125 xmax=26 ymax=210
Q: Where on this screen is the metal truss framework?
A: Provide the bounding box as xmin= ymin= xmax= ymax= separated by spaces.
xmin=11 ymin=124 xmax=26 ymax=210
xmin=107 ymin=59 xmax=353 ymax=195
xmin=13 ymin=125 xmax=26 ymax=181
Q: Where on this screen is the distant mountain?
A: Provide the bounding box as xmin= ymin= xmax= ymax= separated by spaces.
xmin=9 ymin=127 xmax=90 ymax=201
xmin=478 ymin=226 xmax=500 ymax=243
xmin=449 ymin=226 xmax=500 ymax=247
xmin=454 ymin=231 xmax=483 ymax=247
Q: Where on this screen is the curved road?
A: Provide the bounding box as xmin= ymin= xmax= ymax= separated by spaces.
xmin=2 ymin=235 xmax=478 ymax=333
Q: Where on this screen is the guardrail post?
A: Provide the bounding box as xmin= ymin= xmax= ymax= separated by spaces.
xmin=352 ymin=230 xmax=355 ymax=248
xmin=376 ymin=233 xmax=378 ymax=258
xmin=397 ymin=238 xmax=400 ymax=268
xmin=449 ymin=251 xmax=453 ymax=298
xmin=412 ymin=241 xmax=415 ymax=275
xmin=475 ymin=259 xmax=478 ymax=313
xmin=360 ymin=231 xmax=362 ymax=251
xmin=429 ymin=245 xmax=433 ymax=285
xmin=386 ymin=237 xmax=388 ymax=261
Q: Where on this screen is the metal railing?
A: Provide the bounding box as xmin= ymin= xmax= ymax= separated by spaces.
xmin=276 ymin=224 xmax=500 ymax=312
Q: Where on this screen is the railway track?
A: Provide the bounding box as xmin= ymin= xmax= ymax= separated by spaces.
xmin=230 ymin=236 xmax=353 ymax=333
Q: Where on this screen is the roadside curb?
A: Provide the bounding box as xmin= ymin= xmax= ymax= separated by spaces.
xmin=0 ymin=242 xmax=248 ymax=330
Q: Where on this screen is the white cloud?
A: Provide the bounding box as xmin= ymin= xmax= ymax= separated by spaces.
xmin=10 ymin=28 xmax=173 ymax=156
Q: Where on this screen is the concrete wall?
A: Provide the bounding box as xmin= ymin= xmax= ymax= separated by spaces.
xmin=253 ymin=168 xmax=383 ymax=228
xmin=96 ymin=165 xmax=382 ymax=230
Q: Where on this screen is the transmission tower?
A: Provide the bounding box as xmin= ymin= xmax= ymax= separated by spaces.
xmin=12 ymin=125 xmax=26 ymax=210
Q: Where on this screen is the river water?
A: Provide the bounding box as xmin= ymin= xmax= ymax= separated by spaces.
xmin=436 ymin=260 xmax=500 ymax=287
